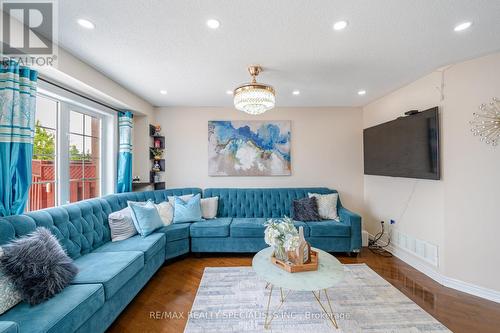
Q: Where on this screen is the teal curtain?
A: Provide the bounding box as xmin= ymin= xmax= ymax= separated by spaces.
xmin=0 ymin=60 xmax=37 ymax=216
xmin=117 ymin=111 xmax=133 ymax=193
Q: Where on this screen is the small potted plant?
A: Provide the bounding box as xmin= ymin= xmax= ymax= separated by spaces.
xmin=264 ymin=216 xmax=300 ymax=261
xmin=150 ymin=147 xmax=164 ymax=160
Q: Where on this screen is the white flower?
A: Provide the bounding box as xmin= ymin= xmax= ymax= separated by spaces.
xmin=264 ymin=216 xmax=299 ymax=248
xmin=283 ymin=234 xmax=300 ymax=251
xmin=264 ymin=225 xmax=281 ymax=247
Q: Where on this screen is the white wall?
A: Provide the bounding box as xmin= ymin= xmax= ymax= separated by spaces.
xmin=363 ymin=71 xmax=446 ymax=269
xmin=154 ymin=107 xmax=365 ymax=213
xmin=363 ymin=52 xmax=500 ymax=294
xmin=441 ymin=54 xmax=500 ymax=292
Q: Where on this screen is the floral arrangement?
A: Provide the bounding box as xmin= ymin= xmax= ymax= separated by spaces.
xmin=264 ymin=216 xmax=300 ymax=260
xmin=150 ymin=147 xmax=164 ymax=160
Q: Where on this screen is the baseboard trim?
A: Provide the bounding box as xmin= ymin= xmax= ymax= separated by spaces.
xmin=367 ymin=233 xmax=500 ymax=303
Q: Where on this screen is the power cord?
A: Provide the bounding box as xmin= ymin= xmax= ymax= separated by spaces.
xmin=368 ymin=221 xmax=393 ymax=257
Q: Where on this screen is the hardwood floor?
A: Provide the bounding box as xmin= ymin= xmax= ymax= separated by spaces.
xmin=108 ymin=249 xmax=500 ymax=333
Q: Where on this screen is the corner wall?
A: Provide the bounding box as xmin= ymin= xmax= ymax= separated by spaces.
xmin=363 ymin=52 xmax=500 ymax=297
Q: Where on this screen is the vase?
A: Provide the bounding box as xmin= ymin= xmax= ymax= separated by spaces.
xmin=273 ymin=246 xmax=288 ymax=261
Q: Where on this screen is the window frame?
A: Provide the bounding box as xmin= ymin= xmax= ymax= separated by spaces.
xmin=35 ymin=81 xmax=117 ymax=208
xmin=28 ymin=94 xmax=59 ymax=211
xmin=62 ymin=104 xmax=104 ymax=203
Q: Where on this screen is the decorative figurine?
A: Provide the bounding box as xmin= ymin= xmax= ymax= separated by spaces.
xmin=154 ymin=138 xmax=161 ymax=148
xmin=153 ymin=125 xmax=161 ymax=136
xmin=152 ymin=160 xmax=161 ymax=172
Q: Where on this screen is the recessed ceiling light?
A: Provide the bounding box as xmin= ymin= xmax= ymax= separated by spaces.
xmin=206 ymin=19 xmax=220 ymax=29
xmin=333 ymin=20 xmax=348 ymax=31
xmin=226 ymin=90 xmax=233 ymax=95
xmin=292 ymin=90 xmax=300 ymax=95
xmin=160 ymin=90 xmax=167 ymax=95
xmin=77 ymin=18 xmax=95 ymax=29
xmin=454 ymin=21 xmax=472 ymax=32
xmin=358 ymin=90 xmax=366 ymax=96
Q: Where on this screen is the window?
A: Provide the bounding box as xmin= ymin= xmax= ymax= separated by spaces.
xmin=29 ymin=95 xmax=58 ymax=211
xmin=27 ymin=86 xmax=115 ymax=211
xmin=69 ymin=110 xmax=101 ymax=202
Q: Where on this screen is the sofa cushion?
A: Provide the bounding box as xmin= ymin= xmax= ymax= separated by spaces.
xmin=231 ymin=218 xmax=310 ymax=238
xmin=0 ymin=321 xmax=18 ymax=333
xmin=91 ymin=233 xmax=165 ymax=262
xmin=190 ymin=218 xmax=232 ymax=238
xmin=230 ymin=218 xmax=267 ymax=238
xmin=156 ymin=224 xmax=190 ymax=242
xmin=0 ymin=284 xmax=104 ymax=333
xmin=72 ymin=251 xmax=144 ymax=299
xmin=306 ymin=221 xmax=350 ymax=237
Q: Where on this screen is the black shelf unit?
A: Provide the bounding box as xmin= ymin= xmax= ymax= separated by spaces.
xmin=149 ymin=124 xmax=166 ymax=190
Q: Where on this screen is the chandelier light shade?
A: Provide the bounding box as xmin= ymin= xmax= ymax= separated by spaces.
xmin=470 ymin=97 xmax=500 ymax=146
xmin=233 ymin=65 xmax=276 ymax=115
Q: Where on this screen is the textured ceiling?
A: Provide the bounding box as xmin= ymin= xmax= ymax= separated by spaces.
xmin=57 ymin=0 xmax=500 ymax=107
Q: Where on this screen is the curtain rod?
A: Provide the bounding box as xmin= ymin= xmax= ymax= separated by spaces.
xmin=38 ymin=76 xmax=122 ymax=113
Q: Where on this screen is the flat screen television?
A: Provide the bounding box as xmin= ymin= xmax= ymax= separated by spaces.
xmin=363 ymin=107 xmax=440 ymax=180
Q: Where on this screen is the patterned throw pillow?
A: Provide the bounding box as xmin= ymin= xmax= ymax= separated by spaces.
xmin=308 ymin=192 xmax=339 ymax=220
xmin=108 ymin=207 xmax=138 ymax=242
xmin=0 ymin=248 xmax=21 ymax=315
xmin=0 ymin=227 xmax=78 ymax=305
xmin=292 ymin=197 xmax=321 ymax=221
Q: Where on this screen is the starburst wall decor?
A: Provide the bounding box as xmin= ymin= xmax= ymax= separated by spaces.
xmin=470 ymin=97 xmax=500 ymax=146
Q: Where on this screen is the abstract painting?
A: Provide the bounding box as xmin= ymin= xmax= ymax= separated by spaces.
xmin=208 ymin=121 xmax=291 ymax=176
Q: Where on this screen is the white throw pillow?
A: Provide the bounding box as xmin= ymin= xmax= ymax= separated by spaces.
xmin=308 ymin=193 xmax=339 ymax=220
xmin=156 ymin=201 xmax=174 ymax=226
xmin=108 ymin=207 xmax=138 ymax=241
xmin=200 ymin=197 xmax=218 ymax=219
xmin=167 ymin=194 xmax=194 ymax=204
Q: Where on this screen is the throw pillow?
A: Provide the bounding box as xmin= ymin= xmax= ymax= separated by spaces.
xmin=200 ymin=197 xmax=218 ymax=219
xmin=308 ymin=192 xmax=339 ymax=220
xmin=292 ymin=197 xmax=321 ymax=221
xmin=173 ymin=194 xmax=203 ymax=223
xmin=156 ymin=201 xmax=174 ymax=226
xmin=0 ymin=248 xmax=21 ymax=315
xmin=0 ymin=227 xmax=78 ymax=305
xmin=128 ymin=200 xmax=164 ymax=237
xmin=108 ymin=207 xmax=137 ymax=242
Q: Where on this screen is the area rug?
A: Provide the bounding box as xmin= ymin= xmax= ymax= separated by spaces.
xmin=184 ymin=264 xmax=451 ymax=333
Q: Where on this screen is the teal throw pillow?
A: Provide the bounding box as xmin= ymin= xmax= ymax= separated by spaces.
xmin=173 ymin=194 xmax=204 ymax=223
xmin=128 ymin=200 xmax=163 ymax=237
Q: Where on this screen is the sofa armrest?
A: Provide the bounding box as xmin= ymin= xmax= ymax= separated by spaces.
xmin=0 ymin=322 xmax=19 ymax=333
xmin=338 ymin=207 xmax=362 ymax=251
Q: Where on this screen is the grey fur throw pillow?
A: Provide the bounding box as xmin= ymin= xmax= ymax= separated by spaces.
xmin=292 ymin=197 xmax=321 ymax=221
xmin=0 ymin=227 xmax=78 ymax=305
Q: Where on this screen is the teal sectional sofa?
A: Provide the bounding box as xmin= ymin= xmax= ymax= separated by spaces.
xmin=0 ymin=187 xmax=361 ymax=333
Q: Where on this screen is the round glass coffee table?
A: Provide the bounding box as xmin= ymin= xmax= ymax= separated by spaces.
xmin=252 ymin=247 xmax=345 ymax=330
